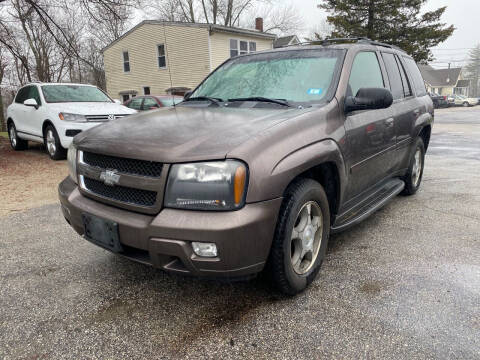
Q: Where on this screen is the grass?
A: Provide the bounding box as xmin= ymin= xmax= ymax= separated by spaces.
xmin=0 ymin=132 xmax=7 ymax=139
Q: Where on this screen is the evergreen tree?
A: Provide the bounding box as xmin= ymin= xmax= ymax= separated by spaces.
xmin=317 ymin=0 xmax=454 ymax=63
xmin=464 ymin=45 xmax=480 ymax=97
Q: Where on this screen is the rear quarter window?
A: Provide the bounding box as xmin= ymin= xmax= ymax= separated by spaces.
xmin=403 ymin=57 xmax=427 ymax=97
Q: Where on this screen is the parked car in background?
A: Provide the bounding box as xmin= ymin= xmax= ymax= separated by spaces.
xmin=447 ymin=94 xmax=478 ymax=107
xmin=60 ymin=39 xmax=433 ymax=295
xmin=6 ymin=83 xmax=137 ymax=160
xmin=124 ymin=95 xmax=183 ymax=111
xmin=428 ymin=92 xmax=448 ymax=108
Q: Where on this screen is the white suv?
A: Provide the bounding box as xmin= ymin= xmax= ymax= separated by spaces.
xmin=6 ymin=83 xmax=137 ymax=160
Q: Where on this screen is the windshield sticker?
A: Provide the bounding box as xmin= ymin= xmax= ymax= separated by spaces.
xmin=307 ymin=88 xmax=322 ymax=95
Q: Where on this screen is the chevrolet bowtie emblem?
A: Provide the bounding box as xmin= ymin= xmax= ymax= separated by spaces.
xmin=100 ymin=169 xmax=120 ymax=186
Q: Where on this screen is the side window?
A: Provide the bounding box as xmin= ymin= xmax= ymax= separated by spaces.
xmin=403 ymin=57 xmax=426 ymax=96
xmin=123 ymin=51 xmax=130 ymax=72
xmin=15 ymin=86 xmax=31 ymax=104
xmin=348 ymin=52 xmax=384 ymax=97
xmin=29 ymin=86 xmax=42 ymax=105
xmin=381 ymin=53 xmax=404 ymax=100
xmin=142 ymin=98 xmax=158 ymax=110
xmin=157 ymin=44 xmax=166 ymax=68
xmin=396 ymin=57 xmax=412 ymax=97
xmin=127 ymin=97 xmax=143 ymax=110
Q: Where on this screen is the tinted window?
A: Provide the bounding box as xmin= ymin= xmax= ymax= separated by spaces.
xmin=397 ymin=57 xmax=412 ymax=97
xmin=382 ymin=53 xmax=404 ymax=100
xmin=143 ymin=98 xmax=158 ymax=109
xmin=127 ymin=97 xmax=143 ymax=110
xmin=403 ymin=57 xmax=426 ymax=96
xmin=15 ymin=86 xmax=31 ymax=104
xmin=348 ymin=52 xmax=384 ymax=97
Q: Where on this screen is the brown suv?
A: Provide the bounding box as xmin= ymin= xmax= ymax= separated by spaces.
xmin=59 ymin=38 xmax=433 ymax=295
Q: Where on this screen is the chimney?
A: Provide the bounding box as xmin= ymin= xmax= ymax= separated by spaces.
xmin=255 ymin=17 xmax=264 ymax=32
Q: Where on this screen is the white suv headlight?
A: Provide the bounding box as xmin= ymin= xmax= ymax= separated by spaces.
xmin=164 ymin=160 xmax=248 ymax=211
xmin=59 ymin=112 xmax=87 ymax=122
xmin=67 ymin=144 xmax=78 ymax=184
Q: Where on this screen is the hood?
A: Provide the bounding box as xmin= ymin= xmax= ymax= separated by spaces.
xmin=47 ymin=102 xmax=136 ymax=115
xmin=74 ymin=105 xmax=308 ymax=163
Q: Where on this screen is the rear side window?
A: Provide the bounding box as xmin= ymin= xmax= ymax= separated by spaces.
xmin=15 ymin=86 xmax=31 ymax=104
xmin=142 ymin=97 xmax=158 ymax=110
xmin=127 ymin=97 xmax=143 ymax=110
xmin=403 ymin=57 xmax=426 ymax=96
xmin=381 ymin=53 xmax=404 ymax=100
xmin=348 ymin=52 xmax=384 ymax=97
xmin=397 ymin=58 xmax=412 ymax=97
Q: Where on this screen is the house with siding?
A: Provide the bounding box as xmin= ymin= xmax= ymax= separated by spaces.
xmin=102 ymin=20 xmax=275 ymax=102
xmin=418 ymin=64 xmax=471 ymax=96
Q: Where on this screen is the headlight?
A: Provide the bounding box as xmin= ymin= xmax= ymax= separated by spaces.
xmin=164 ymin=160 xmax=248 ymax=211
xmin=59 ymin=112 xmax=87 ymax=122
xmin=67 ymin=144 xmax=78 ymax=184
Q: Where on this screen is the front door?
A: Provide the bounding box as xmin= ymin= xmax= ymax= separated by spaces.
xmin=22 ymin=85 xmax=43 ymax=137
xmin=344 ymin=51 xmax=396 ymax=200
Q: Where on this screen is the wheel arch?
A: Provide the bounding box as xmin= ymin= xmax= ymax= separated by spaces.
xmin=6 ymin=117 xmax=14 ymax=127
xmin=268 ymin=139 xmax=347 ymax=223
xmin=42 ymin=120 xmax=55 ymax=138
xmin=419 ymin=124 xmax=432 ymax=150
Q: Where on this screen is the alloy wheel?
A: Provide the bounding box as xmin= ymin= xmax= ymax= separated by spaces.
xmin=9 ymin=126 xmax=17 ymax=148
xmin=46 ymin=130 xmax=56 ymax=156
xmin=290 ymin=201 xmax=323 ymax=275
xmin=411 ymin=148 xmax=423 ymax=187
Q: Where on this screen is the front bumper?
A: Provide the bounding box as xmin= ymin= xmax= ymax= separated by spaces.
xmin=59 ymin=177 xmax=282 ymax=278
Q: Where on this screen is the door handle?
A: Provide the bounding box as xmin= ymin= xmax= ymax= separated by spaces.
xmin=385 ymin=118 xmax=394 ymax=127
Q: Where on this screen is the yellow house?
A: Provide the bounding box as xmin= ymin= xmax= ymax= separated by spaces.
xmin=102 ymin=20 xmax=276 ymax=102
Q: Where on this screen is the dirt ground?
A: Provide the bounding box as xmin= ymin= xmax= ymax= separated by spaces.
xmin=0 ymin=137 xmax=67 ymax=216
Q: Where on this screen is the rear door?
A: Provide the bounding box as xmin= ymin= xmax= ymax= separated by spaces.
xmin=9 ymin=86 xmax=31 ymax=134
xmin=380 ymin=52 xmax=417 ymax=172
xmin=344 ymin=51 xmax=396 ymax=199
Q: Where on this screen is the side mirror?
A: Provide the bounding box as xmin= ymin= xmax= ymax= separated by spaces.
xmin=24 ymin=98 xmax=39 ymax=109
xmin=345 ymin=88 xmax=393 ymax=113
xmin=184 ymin=91 xmax=192 ymax=99
xmin=114 ymin=99 xmax=122 ymax=104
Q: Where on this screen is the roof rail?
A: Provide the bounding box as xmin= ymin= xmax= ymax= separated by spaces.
xmin=279 ymin=37 xmax=405 ymax=53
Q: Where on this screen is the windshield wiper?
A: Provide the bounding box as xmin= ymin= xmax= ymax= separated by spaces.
xmin=183 ymin=96 xmax=224 ymax=105
xmin=227 ymin=97 xmax=291 ymax=107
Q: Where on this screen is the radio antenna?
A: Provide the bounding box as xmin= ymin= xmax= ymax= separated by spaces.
xmin=162 ymin=22 xmax=175 ymax=106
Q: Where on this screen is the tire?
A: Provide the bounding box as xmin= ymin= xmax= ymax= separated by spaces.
xmin=401 ymin=137 xmax=425 ymax=196
xmin=44 ymin=125 xmax=66 ymax=160
xmin=269 ymin=178 xmax=330 ymax=295
xmin=7 ymin=122 xmax=28 ymax=151
xmin=463 ymin=102 xmax=470 ymax=107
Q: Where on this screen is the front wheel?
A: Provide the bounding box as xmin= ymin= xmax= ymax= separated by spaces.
xmin=44 ymin=125 xmax=66 ymax=160
xmin=269 ymin=178 xmax=330 ymax=295
xmin=7 ymin=122 xmax=28 ymax=150
xmin=463 ymin=102 xmax=470 ymax=107
xmin=401 ymin=137 xmax=425 ymax=196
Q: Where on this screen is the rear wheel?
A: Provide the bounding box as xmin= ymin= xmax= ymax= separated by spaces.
xmin=269 ymin=178 xmax=330 ymax=295
xmin=7 ymin=122 xmax=28 ymax=150
xmin=44 ymin=125 xmax=66 ymax=160
xmin=401 ymin=137 xmax=425 ymax=196
xmin=463 ymin=102 xmax=470 ymax=107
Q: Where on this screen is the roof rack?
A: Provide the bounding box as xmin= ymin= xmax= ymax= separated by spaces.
xmin=281 ymin=37 xmax=405 ymax=52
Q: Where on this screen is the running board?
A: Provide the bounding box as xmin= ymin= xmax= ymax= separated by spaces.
xmin=331 ymin=179 xmax=405 ymax=234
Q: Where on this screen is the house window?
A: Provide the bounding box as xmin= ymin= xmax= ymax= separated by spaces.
xmin=122 ymin=94 xmax=130 ymax=102
xmin=230 ymin=39 xmax=257 ymax=58
xmin=143 ymin=86 xmax=150 ymax=95
xmin=158 ymin=44 xmax=166 ymax=68
xmin=123 ymin=51 xmax=130 ymax=72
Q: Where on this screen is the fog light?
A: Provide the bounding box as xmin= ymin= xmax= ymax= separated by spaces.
xmin=192 ymin=242 xmax=217 ymax=257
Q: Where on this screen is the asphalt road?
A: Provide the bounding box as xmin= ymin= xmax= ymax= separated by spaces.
xmin=1 ymin=107 xmax=479 ymax=359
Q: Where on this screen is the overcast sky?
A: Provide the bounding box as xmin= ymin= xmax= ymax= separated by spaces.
xmin=285 ymin=0 xmax=479 ymax=68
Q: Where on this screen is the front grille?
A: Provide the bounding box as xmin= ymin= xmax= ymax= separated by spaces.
xmin=83 ymin=152 xmax=163 ymax=178
xmin=85 ymin=114 xmax=129 ymax=122
xmin=83 ymin=177 xmax=157 ymax=207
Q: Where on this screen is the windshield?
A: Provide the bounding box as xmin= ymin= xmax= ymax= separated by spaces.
xmin=160 ymin=97 xmax=181 ymax=106
xmin=41 ymin=85 xmax=113 ymax=103
xmin=191 ymin=49 xmax=345 ymax=104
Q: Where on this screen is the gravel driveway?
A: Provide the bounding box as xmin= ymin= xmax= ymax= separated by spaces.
xmin=0 ymin=107 xmax=479 ymax=359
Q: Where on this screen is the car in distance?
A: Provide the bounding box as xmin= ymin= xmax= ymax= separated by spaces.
xmin=6 ymin=83 xmax=137 ymax=160
xmin=59 ymin=39 xmax=433 ymax=295
xmin=124 ymin=95 xmax=183 ymax=111
xmin=428 ymin=92 xmax=448 ymax=108
xmin=447 ymin=94 xmax=478 ymax=107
